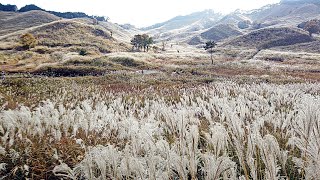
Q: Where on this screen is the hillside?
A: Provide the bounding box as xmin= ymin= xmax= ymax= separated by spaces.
xmin=188 ymin=24 xmax=243 ymax=45
xmin=99 ymin=22 xmax=141 ymax=43
xmin=216 ymin=12 xmax=251 ymax=26
xmin=273 ymin=40 xmax=320 ymax=53
xmin=142 ymin=9 xmax=224 ymax=43
xmin=0 ymin=18 xmax=132 ymax=73
xmin=134 ymin=0 xmax=320 ymax=44
xmin=0 ymin=10 xmax=60 ymax=36
xmin=281 ymin=0 xmax=320 ymax=5
xmin=2 ymin=20 xmax=129 ymax=52
xmin=72 ymin=18 xmax=140 ymax=43
xmin=246 ymin=0 xmax=320 ymax=27
xmin=142 ymin=10 xmax=222 ymax=32
xmin=225 ymin=27 xmax=313 ymax=49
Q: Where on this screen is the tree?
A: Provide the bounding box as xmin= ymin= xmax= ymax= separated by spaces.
xmin=161 ymin=41 xmax=167 ymax=51
xmin=303 ymin=19 xmax=320 ymax=37
xmin=204 ymin=41 xmax=217 ymax=64
xmin=141 ymin=34 xmax=153 ymax=52
xmin=147 ymin=37 xmax=153 ymax=52
xmin=131 ymin=34 xmax=142 ymax=51
xmin=20 ymin=33 xmax=37 ymax=50
xmin=131 ymin=34 xmax=153 ymax=52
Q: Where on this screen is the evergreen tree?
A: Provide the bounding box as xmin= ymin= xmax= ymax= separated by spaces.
xmin=204 ymin=41 xmax=217 ymax=64
xmin=131 ymin=34 xmax=153 ymax=52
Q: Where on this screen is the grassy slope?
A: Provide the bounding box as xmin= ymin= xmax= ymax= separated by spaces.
xmin=0 ymin=10 xmax=59 ymax=36
xmin=225 ymin=27 xmax=312 ymax=49
xmin=0 ymin=17 xmax=132 ymax=72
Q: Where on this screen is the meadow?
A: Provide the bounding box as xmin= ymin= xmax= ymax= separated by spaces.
xmin=1 ymin=2 xmax=320 ymax=179
xmin=0 ymin=73 xmax=319 ymax=179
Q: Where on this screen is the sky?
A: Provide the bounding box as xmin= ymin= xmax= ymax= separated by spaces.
xmin=0 ymin=0 xmax=280 ymax=27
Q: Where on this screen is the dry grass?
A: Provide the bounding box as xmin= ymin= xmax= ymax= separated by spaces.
xmin=0 ymin=10 xmax=59 ymax=37
xmin=225 ymin=27 xmax=313 ymax=49
xmin=0 ymin=81 xmax=319 ymax=179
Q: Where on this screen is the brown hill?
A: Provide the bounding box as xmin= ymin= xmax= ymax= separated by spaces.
xmin=188 ymin=24 xmax=242 ymax=45
xmin=0 ymin=19 xmax=131 ymax=73
xmin=0 ymin=10 xmax=59 ymax=36
xmin=273 ymin=40 xmax=320 ymax=53
xmin=73 ymin=18 xmax=140 ymax=43
xmin=225 ymin=27 xmax=313 ymax=49
xmin=201 ymin=24 xmax=242 ymax=41
xmin=2 ymin=20 xmax=129 ymax=53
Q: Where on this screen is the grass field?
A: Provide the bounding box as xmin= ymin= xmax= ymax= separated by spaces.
xmin=0 ymin=45 xmax=320 ymax=179
xmin=0 ymin=77 xmax=319 ymax=179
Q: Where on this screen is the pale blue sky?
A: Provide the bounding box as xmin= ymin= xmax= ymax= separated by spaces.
xmin=0 ymin=0 xmax=280 ymax=27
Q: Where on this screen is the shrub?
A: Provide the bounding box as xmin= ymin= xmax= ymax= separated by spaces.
xmin=79 ymin=49 xmax=88 ymax=56
xmin=19 ymin=33 xmax=38 ymax=50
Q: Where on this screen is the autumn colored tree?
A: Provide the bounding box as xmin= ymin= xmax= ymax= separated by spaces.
xmin=20 ymin=33 xmax=37 ymax=49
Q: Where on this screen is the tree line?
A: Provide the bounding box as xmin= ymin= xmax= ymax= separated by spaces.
xmin=0 ymin=3 xmax=108 ymax=22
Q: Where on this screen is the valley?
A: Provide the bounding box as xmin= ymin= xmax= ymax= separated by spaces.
xmin=0 ymin=0 xmax=320 ymax=179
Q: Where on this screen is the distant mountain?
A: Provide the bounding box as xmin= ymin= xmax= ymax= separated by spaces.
xmin=140 ymin=10 xmax=225 ymax=44
xmin=246 ymin=0 xmax=320 ymax=27
xmin=0 ymin=3 xmax=108 ymax=21
xmin=119 ymin=24 xmax=137 ymax=30
xmin=19 ymin=4 xmax=44 ymax=12
xmin=216 ymin=12 xmax=251 ymax=26
xmin=281 ymin=0 xmax=320 ymax=4
xmin=48 ymin=11 xmax=92 ymax=19
xmin=142 ymin=10 xmax=222 ymax=33
xmin=0 ymin=3 xmax=18 ymax=12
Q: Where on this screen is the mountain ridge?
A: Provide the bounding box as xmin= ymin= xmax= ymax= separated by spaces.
xmin=0 ymin=3 xmax=108 ymax=21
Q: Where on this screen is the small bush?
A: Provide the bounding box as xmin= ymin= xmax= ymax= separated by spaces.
xmin=19 ymin=33 xmax=37 ymax=50
xmin=79 ymin=49 xmax=88 ymax=56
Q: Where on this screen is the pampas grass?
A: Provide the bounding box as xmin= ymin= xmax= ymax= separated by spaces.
xmin=0 ymin=81 xmax=319 ymax=179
